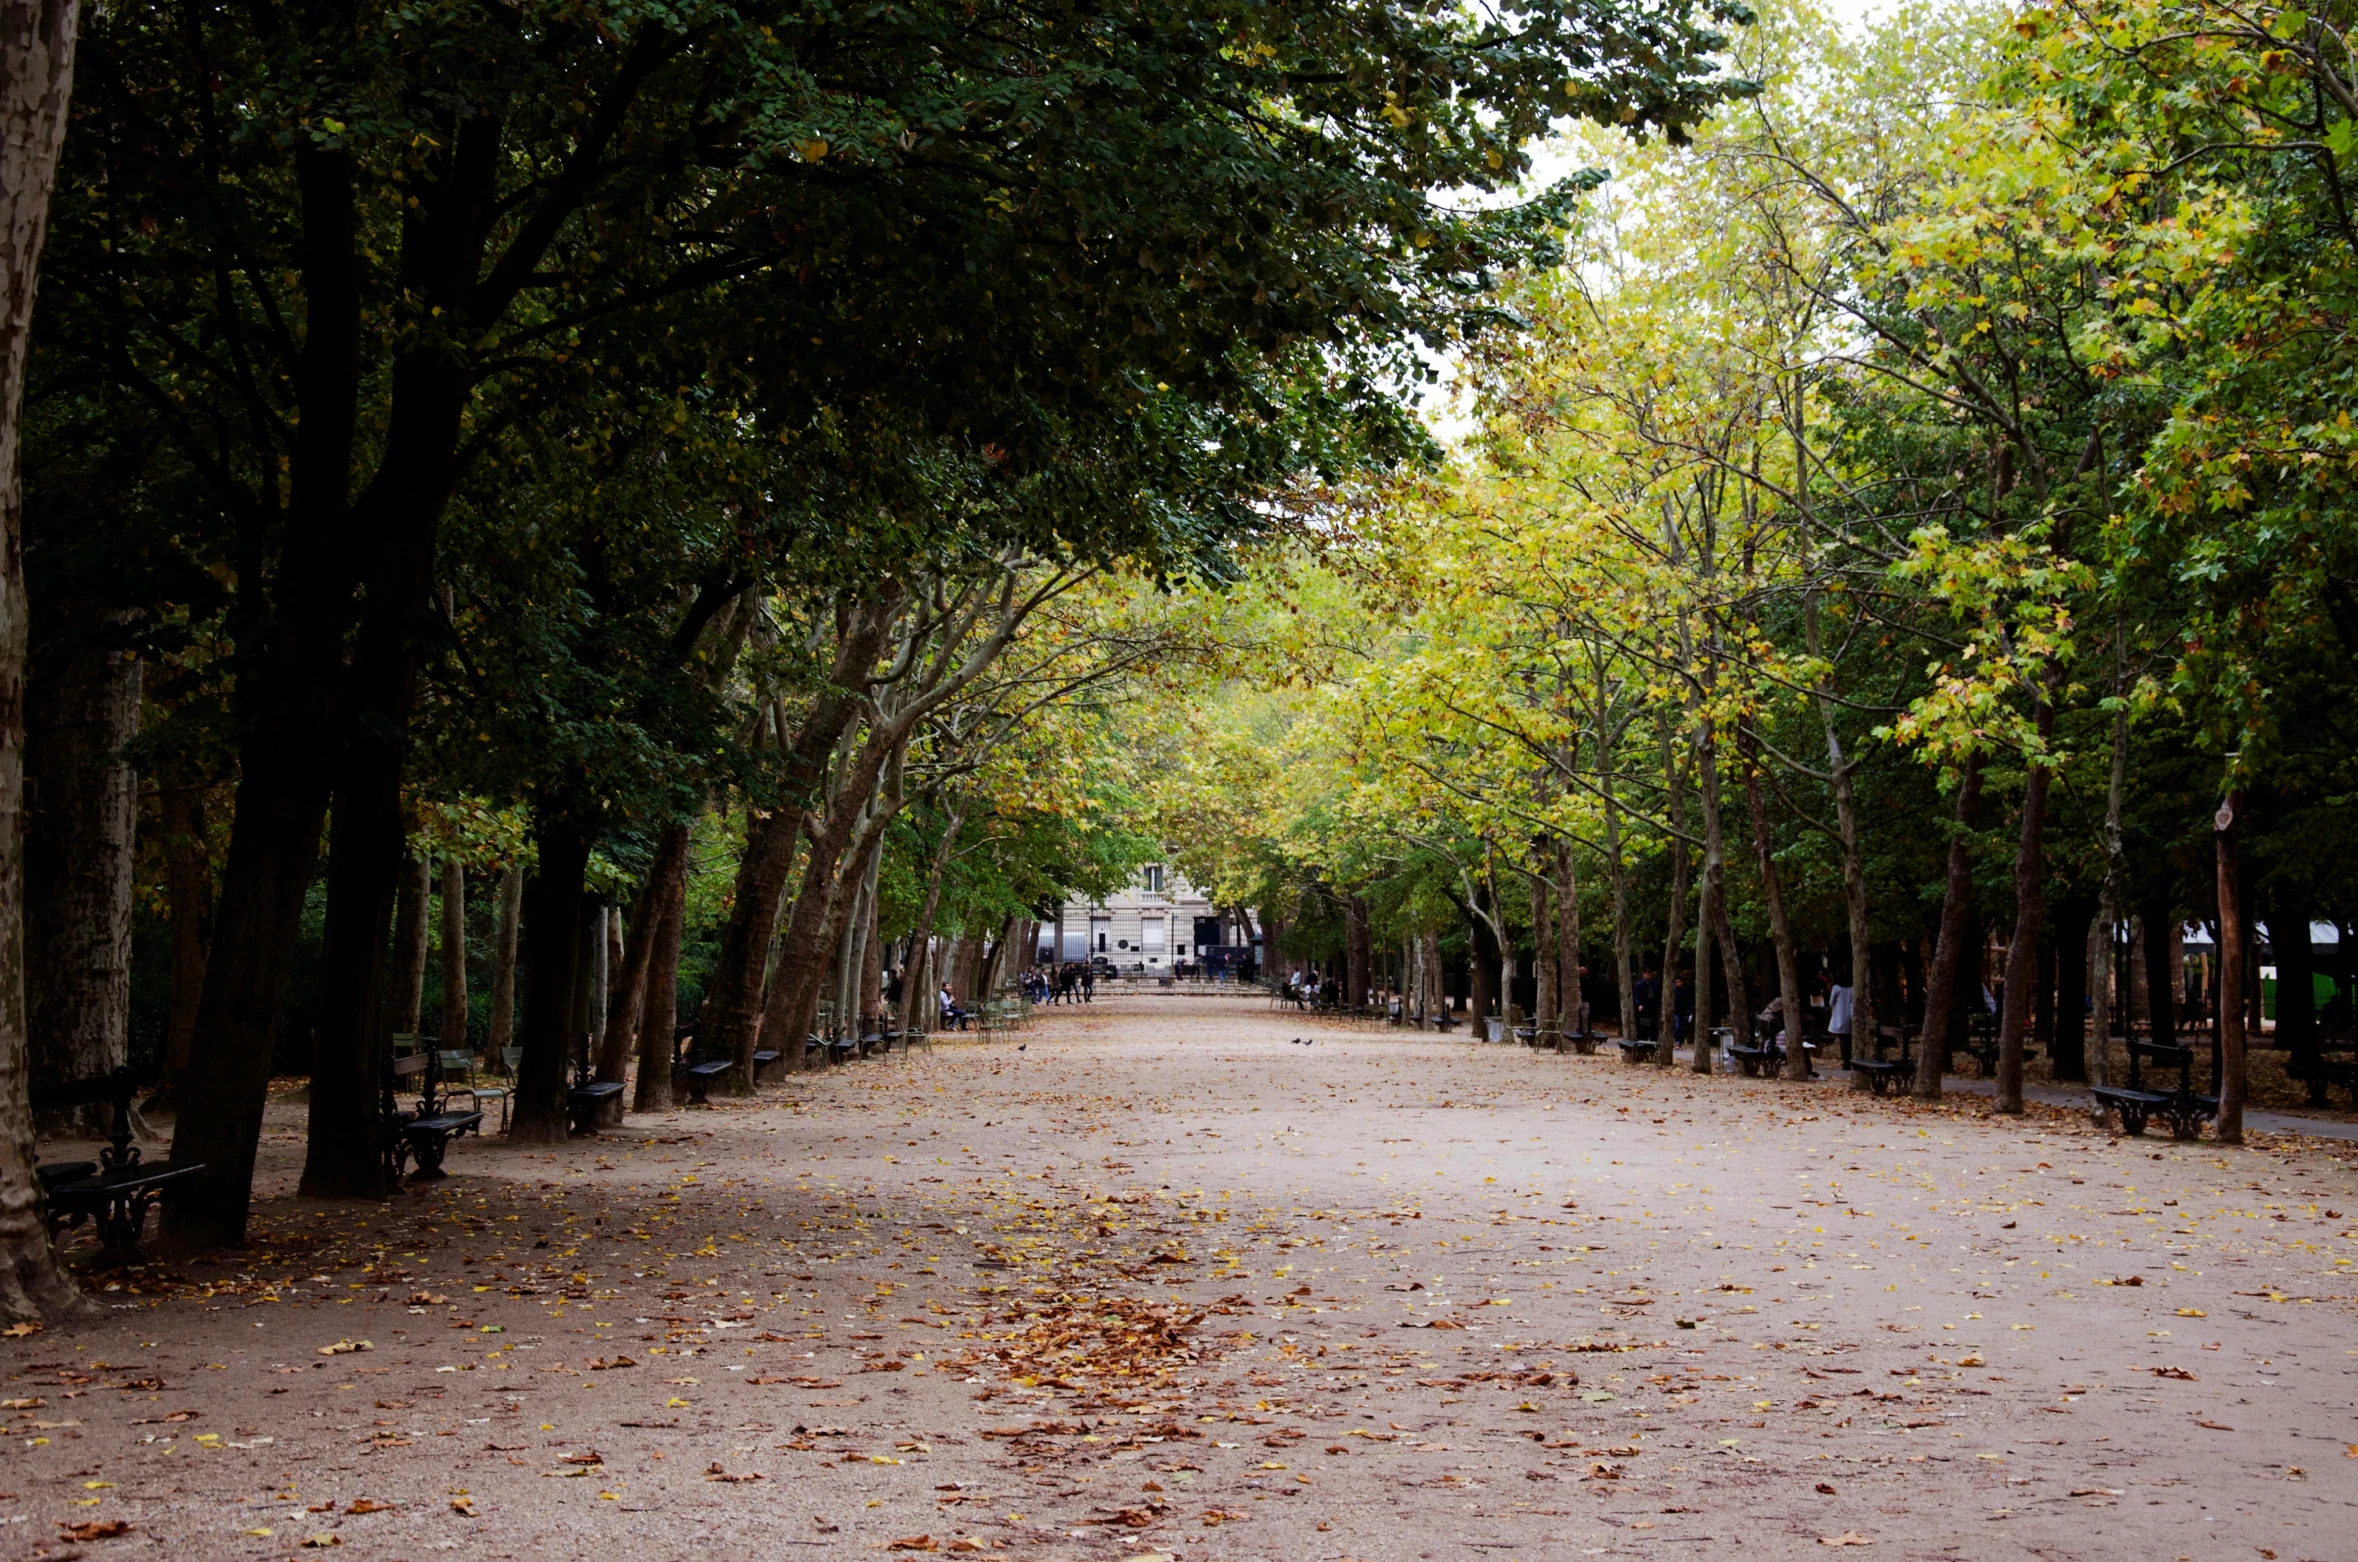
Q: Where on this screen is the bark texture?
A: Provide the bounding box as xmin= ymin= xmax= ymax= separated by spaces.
xmin=0 ymin=0 xmax=91 ymax=1317
xmin=154 ymin=785 xmax=214 ymax=1107
xmin=25 ymin=629 xmax=137 ymax=1124
xmin=1995 ymin=692 xmax=2058 ymax=1115
xmin=510 ymin=817 xmax=591 ymax=1143
xmin=388 ymin=852 xmax=430 ymax=1037
xmin=2215 ymin=797 xmax=2247 ymax=1144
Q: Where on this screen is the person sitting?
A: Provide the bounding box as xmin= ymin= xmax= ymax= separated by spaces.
xmin=939 ymin=984 xmax=970 ymax=1031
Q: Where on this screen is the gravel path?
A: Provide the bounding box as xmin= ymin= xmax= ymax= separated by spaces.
xmin=9 ymin=995 xmax=2356 ymax=1562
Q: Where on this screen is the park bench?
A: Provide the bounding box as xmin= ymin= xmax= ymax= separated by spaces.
xmin=670 ymin=1024 xmax=733 ymax=1105
xmin=1431 ymin=1011 xmax=1461 ymax=1034
xmin=1727 ymin=1043 xmax=1777 ymax=1077
xmin=1617 ymin=1038 xmax=1658 ymax=1065
xmin=751 ymin=1042 xmax=785 ymax=1081
xmin=1957 ymin=1013 xmax=2038 ymax=1078
xmin=826 ymin=1030 xmax=860 ymax=1065
xmin=31 ymin=1070 xmax=204 ymax=1268
xmin=1559 ymin=1028 xmax=1602 ymax=1056
xmin=2287 ymin=1033 xmax=2357 ymax=1108
xmin=567 ymin=1032 xmax=625 ymax=1133
xmin=1845 ymin=1024 xmax=1914 ymax=1096
xmin=440 ymin=1045 xmax=512 ymax=1131
xmin=383 ymin=1044 xmax=484 ymax=1182
xmin=2093 ymin=1040 xmax=2215 ymax=1140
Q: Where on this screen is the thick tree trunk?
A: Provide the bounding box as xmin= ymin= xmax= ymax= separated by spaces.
xmin=154 ymin=785 xmax=214 ymax=1108
xmin=510 ymin=816 xmax=591 ymax=1143
xmin=388 ymin=851 xmax=430 ymax=1036
xmin=0 ymin=0 xmax=92 ymax=1316
xmin=1996 ymin=691 xmax=2057 ymax=1115
xmin=2215 ymin=796 xmax=2247 ymax=1144
xmin=1915 ymin=757 xmax=1982 ymax=1098
xmin=487 ymin=863 xmax=522 ymax=1062
xmin=1807 ymin=600 xmax=1875 ymax=1084
xmin=439 ymin=858 xmax=468 ymax=1048
xmin=701 ymin=807 xmax=802 ymax=1067
xmin=25 ymin=631 xmax=138 ymax=1127
xmin=298 ymin=724 xmax=410 ymax=1201
xmin=606 ymin=823 xmax=686 ymax=1103
xmin=631 ymin=836 xmax=689 ymax=1114
xmin=586 ymin=901 xmax=609 ymax=1054
xmin=1467 ymin=892 xmax=1499 ymax=1032
xmin=752 ymin=753 xmax=901 ymax=1082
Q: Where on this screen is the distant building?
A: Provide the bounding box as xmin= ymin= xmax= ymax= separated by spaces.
xmin=1038 ymin=864 xmax=1257 ymax=974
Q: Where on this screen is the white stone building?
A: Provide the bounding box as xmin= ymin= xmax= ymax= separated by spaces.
xmin=1037 ymin=864 xmax=1251 ymax=972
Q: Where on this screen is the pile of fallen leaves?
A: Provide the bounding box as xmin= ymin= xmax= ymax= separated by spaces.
xmin=972 ymin=1294 xmax=1208 ymax=1389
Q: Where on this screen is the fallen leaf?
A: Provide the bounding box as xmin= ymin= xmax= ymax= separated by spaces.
xmin=1818 ymin=1533 xmax=1874 ymax=1547
xmin=450 ymin=1495 xmax=478 ymax=1517
xmin=588 ymin=1357 xmax=636 ymax=1371
xmin=59 ymin=1520 xmax=133 ymax=1540
xmin=1816 ymin=1482 xmax=1837 ymax=1495
xmin=886 ymin=1537 xmax=941 ymax=1552
xmin=2150 ymin=1366 xmax=2196 ymax=1381
xmin=346 ymin=1500 xmax=397 ymax=1515
xmin=316 ymin=1340 xmax=371 ymax=1356
xmin=2197 ymin=1420 xmax=2234 ymax=1431
xmin=299 ymin=1534 xmax=341 ymax=1549
xmin=2 ymin=1322 xmax=40 ymax=1338
xmin=2069 ymin=1488 xmax=2121 ymax=1497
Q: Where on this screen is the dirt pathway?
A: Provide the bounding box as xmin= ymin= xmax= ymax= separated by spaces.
xmin=8 ymin=996 xmax=2356 ymax=1562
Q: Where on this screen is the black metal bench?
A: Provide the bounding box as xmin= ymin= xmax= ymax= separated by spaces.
xmin=825 ymin=1032 xmax=859 ymax=1065
xmin=1727 ymin=1045 xmax=1776 ymax=1077
xmin=32 ymin=1071 xmax=204 ymax=1268
xmin=567 ymin=1032 xmax=625 ymax=1133
xmin=2095 ymin=1041 xmax=2215 ymax=1140
xmin=1842 ymin=1023 xmax=1913 ymax=1095
xmin=1617 ymin=1038 xmax=1657 ymax=1064
xmin=669 ymin=1024 xmax=732 ymax=1105
xmin=383 ymin=1048 xmax=485 ymax=1181
xmin=751 ymin=1046 xmax=785 ymax=1081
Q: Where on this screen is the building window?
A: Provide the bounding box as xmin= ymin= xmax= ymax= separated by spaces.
xmin=1144 ymin=864 xmax=1164 ymax=893
xmin=1097 ymin=932 xmax=1108 ymax=952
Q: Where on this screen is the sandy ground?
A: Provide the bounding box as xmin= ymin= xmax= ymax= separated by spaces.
xmin=8 ymin=994 xmax=2358 ymax=1562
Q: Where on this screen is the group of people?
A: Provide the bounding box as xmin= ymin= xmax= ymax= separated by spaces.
xmin=1023 ymin=961 xmax=1096 ymax=1005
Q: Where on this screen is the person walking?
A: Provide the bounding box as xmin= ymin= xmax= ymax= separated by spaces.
xmin=1081 ymin=963 xmax=1095 ymax=1004
xmin=1827 ymin=975 xmax=1855 ymax=1068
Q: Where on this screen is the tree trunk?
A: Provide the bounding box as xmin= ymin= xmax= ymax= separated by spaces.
xmin=1467 ymin=890 xmax=1499 ymax=1032
xmin=606 ymin=823 xmax=686 ymax=1103
xmin=25 ymin=631 xmax=138 ymax=1128
xmin=388 ymin=851 xmax=430 ymax=1036
xmin=902 ymin=809 xmax=962 ymax=1038
xmin=2088 ymin=655 xmax=2129 ymax=1093
xmin=1555 ymin=836 xmax=1584 ymax=1043
xmin=439 ymin=858 xmax=468 ymax=1047
xmin=702 ymin=806 xmax=802 ymax=1066
xmin=1741 ymin=736 xmax=1807 ymax=1080
xmin=0 ymin=0 xmax=93 ymax=1316
xmin=1529 ymin=861 xmax=1555 ymax=1042
xmin=1345 ymin=895 xmax=1371 ymax=1008
xmin=1807 ymin=599 xmax=1875 ymax=1085
xmin=487 ymin=863 xmax=523 ymax=1062
xmin=1995 ymin=688 xmax=2057 ymax=1115
xmin=298 ymin=731 xmax=410 ymax=1201
xmin=2215 ymin=795 xmax=2247 ymax=1144
xmin=509 ymin=815 xmax=591 ymax=1143
xmin=586 ymin=901 xmax=609 ymax=1055
xmin=1915 ymin=756 xmax=1982 ymax=1098
xmin=1691 ymin=722 xmax=1723 ymax=1074
xmin=631 ymin=835 xmax=689 ymax=1114
xmin=154 ymin=785 xmax=214 ymax=1108
xmin=1656 ymin=724 xmax=1689 ymax=1067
